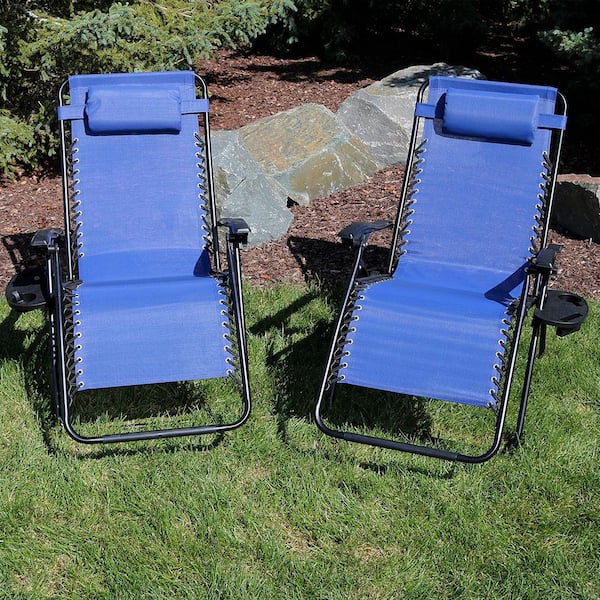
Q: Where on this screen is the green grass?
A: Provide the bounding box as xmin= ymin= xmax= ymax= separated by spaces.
xmin=0 ymin=286 xmax=598 ymax=599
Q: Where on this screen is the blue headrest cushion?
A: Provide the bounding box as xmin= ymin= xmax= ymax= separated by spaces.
xmin=442 ymin=88 xmax=539 ymax=145
xmin=85 ymin=85 xmax=182 ymax=134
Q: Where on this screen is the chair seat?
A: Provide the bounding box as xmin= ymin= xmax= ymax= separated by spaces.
xmin=73 ymin=275 xmax=230 ymax=390
xmin=340 ymin=270 xmax=517 ymax=408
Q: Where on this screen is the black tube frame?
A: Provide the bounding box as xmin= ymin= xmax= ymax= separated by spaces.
xmin=46 ymin=73 xmax=251 ymax=444
xmin=315 ymin=80 xmax=568 ymax=463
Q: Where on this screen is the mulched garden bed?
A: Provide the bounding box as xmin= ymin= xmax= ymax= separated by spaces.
xmin=1 ymin=50 xmax=598 ymax=299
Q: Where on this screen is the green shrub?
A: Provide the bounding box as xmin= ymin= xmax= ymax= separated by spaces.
xmin=541 ymin=26 xmax=600 ymax=86
xmin=508 ymin=0 xmax=600 ymax=87
xmin=0 ymin=112 xmax=37 ymax=179
xmin=259 ymin=0 xmax=491 ymax=60
xmin=0 ymin=0 xmax=293 ymax=178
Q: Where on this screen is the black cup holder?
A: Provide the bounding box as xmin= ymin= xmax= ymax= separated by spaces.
xmin=5 ymin=267 xmax=49 ymax=312
xmin=534 ymin=289 xmax=588 ymax=336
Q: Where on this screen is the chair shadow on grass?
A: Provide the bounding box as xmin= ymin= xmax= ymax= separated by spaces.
xmin=0 ymin=302 xmax=60 ymax=453
xmin=251 ymin=235 xmax=445 ymax=464
xmin=1 ymin=232 xmax=56 ymax=434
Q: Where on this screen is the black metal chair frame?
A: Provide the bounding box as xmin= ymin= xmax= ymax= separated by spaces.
xmin=314 ymin=80 xmax=588 ymax=463
xmin=6 ymin=74 xmax=252 ymax=444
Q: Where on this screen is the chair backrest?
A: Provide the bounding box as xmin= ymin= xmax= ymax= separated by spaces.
xmin=59 ymin=71 xmax=214 ymax=284
xmin=396 ymin=76 xmax=564 ymax=299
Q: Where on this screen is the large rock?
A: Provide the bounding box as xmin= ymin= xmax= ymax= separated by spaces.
xmin=553 ymin=175 xmax=600 ymax=242
xmin=210 ymin=64 xmax=486 ymax=246
xmin=337 ymin=63 xmax=483 ymax=166
xmin=238 ymin=104 xmax=381 ymax=205
xmin=211 ymin=130 xmax=293 ymax=245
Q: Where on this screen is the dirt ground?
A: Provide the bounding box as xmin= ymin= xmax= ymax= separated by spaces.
xmin=1 ymin=50 xmax=598 ymax=299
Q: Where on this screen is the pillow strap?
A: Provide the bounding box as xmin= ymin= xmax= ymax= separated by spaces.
xmin=57 ymin=98 xmax=210 ymax=122
xmin=415 ymin=102 xmax=566 ymax=131
xmin=57 ymin=104 xmax=85 ymax=121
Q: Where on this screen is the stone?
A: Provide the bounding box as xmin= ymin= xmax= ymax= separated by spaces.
xmin=209 ymin=64 xmax=486 ymax=246
xmin=337 ymin=63 xmax=484 ymax=166
xmin=553 ymin=175 xmax=600 ymax=242
xmin=238 ymin=103 xmax=381 ymax=205
xmin=211 ymin=130 xmax=293 ymax=245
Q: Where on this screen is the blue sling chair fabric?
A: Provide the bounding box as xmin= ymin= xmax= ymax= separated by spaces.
xmin=64 ymin=72 xmax=227 ymax=390
xmin=315 ymin=76 xmax=580 ymax=462
xmin=38 ymin=70 xmax=251 ymax=443
xmin=341 ymin=79 xmax=557 ymax=407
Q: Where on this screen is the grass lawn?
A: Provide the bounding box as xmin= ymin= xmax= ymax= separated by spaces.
xmin=0 ymin=285 xmax=598 ymax=599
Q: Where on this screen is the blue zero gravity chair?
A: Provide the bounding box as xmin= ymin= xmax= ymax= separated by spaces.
xmin=314 ymin=76 xmax=588 ymax=463
xmin=5 ymin=71 xmax=252 ymax=443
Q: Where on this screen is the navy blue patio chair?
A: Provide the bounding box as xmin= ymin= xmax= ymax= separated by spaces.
xmin=6 ymin=71 xmax=251 ymax=444
xmin=315 ymin=76 xmax=587 ymax=462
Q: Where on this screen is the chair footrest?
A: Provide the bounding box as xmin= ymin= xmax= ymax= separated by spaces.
xmin=5 ymin=267 xmax=48 ymax=312
xmin=534 ymin=289 xmax=588 ymax=336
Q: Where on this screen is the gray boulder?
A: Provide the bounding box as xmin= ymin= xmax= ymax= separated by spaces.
xmin=238 ymin=103 xmax=381 ymax=205
xmin=211 ymin=130 xmax=293 ymax=245
xmin=337 ymin=63 xmax=484 ymax=166
xmin=210 ymin=64 xmax=486 ymax=246
xmin=553 ymin=175 xmax=600 ymax=242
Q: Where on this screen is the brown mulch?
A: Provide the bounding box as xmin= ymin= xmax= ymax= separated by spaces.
xmin=1 ymin=50 xmax=598 ymax=299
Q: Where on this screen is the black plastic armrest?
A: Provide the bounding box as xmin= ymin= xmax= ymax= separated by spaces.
xmin=31 ymin=228 xmax=64 ymax=251
xmin=218 ymin=218 xmax=250 ymax=246
xmin=529 ymin=243 xmax=562 ymax=275
xmin=338 ymin=220 xmax=392 ymax=248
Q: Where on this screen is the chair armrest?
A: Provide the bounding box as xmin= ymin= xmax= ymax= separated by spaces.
xmin=218 ymin=218 xmax=250 ymax=246
xmin=529 ymin=244 xmax=562 ymax=275
xmin=338 ymin=220 xmax=392 ymax=248
xmin=31 ymin=228 xmax=64 ymax=251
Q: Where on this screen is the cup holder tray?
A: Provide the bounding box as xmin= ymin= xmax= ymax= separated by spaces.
xmin=534 ymin=289 xmax=588 ymax=336
xmin=5 ymin=267 xmax=48 ymax=312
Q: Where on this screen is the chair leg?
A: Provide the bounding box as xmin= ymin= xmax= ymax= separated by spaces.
xmin=538 ymin=322 xmax=547 ymax=357
xmin=514 ymin=319 xmax=543 ymax=444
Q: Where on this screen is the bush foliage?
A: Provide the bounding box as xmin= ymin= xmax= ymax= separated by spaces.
xmin=263 ymin=0 xmax=492 ymax=59
xmin=268 ymin=0 xmax=600 ymax=73
xmin=0 ymin=0 xmax=293 ymax=179
xmin=1 ymin=0 xmax=598 ymax=178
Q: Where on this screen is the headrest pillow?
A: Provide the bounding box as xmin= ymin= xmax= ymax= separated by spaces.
xmin=85 ymin=86 xmax=182 ymax=134
xmin=442 ymin=88 xmax=539 ymax=145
